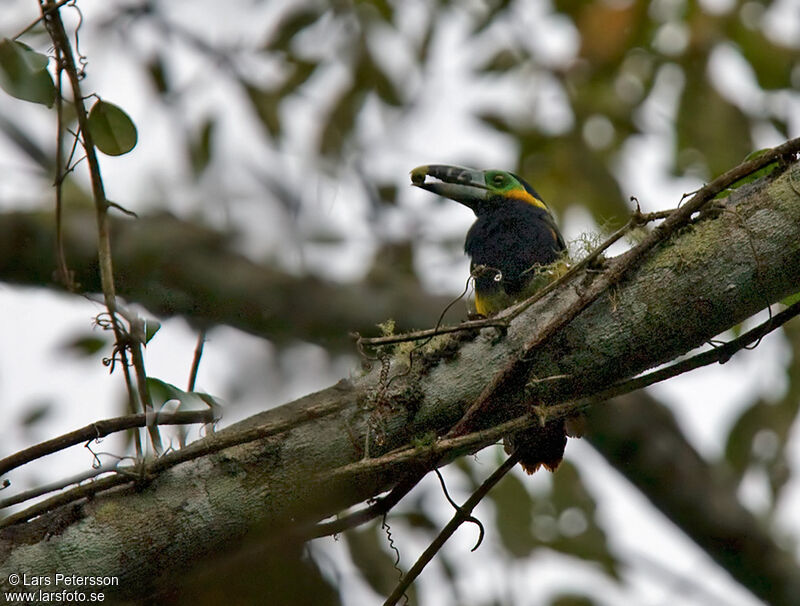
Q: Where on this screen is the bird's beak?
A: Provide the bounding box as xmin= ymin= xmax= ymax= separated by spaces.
xmin=410 ymin=165 xmax=488 ymax=212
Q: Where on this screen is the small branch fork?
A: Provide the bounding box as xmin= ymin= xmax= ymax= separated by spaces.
xmin=383 ymin=452 xmax=521 ymax=606
xmin=41 ymin=1 xmax=163 ymax=455
xmin=0 ymin=410 xmax=216 ymax=481
xmin=0 ymin=1 xmax=218 ymax=518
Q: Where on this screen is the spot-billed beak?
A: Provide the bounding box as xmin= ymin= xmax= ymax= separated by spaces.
xmin=410 ymin=165 xmax=488 ymax=213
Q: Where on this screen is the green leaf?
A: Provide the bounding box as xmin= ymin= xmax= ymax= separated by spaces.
xmin=0 ymin=38 xmax=55 ymax=107
xmin=146 ymin=377 xmax=184 ymax=407
xmin=490 ymin=471 xmax=538 ymax=557
xmin=193 ymin=392 xmax=222 ymax=412
xmin=60 ymin=334 xmax=108 ymax=357
xmin=144 ymin=319 xmax=161 ymax=344
xmin=87 ymin=100 xmax=138 ymax=156
xmin=146 ymin=377 xmax=220 ymax=411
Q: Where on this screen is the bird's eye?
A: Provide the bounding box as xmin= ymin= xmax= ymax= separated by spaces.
xmin=493 ymin=174 xmax=505 ymax=186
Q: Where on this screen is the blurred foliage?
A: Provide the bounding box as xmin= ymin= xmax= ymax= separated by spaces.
xmin=549 ymin=596 xmax=596 ymax=606
xmin=58 ymin=333 xmax=108 ymax=357
xmin=344 ymin=520 xmax=418 ymax=605
xmin=490 ymin=460 xmax=618 ymax=576
xmin=97 ymin=0 xmax=795 ymax=235
xmin=725 ymin=317 xmax=800 ymax=510
xmin=17 ymin=399 xmax=54 ymax=429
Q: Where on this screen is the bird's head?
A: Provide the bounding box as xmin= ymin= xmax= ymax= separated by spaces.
xmin=410 ymin=164 xmax=548 ymax=214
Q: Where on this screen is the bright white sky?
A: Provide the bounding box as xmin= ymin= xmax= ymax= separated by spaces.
xmin=1 ymin=2 xmax=799 ymax=605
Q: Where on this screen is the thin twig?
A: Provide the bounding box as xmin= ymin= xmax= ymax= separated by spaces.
xmin=106 ymin=200 xmax=138 ymax=217
xmin=434 ymin=468 xmax=484 ymax=550
xmin=12 ymin=0 xmax=73 ymax=40
xmin=0 ymin=474 xmax=128 ymax=530
xmin=305 ymin=475 xmax=422 ymax=539
xmin=44 ymin=0 xmax=152 ymax=461
xmin=0 ymin=461 xmax=122 ymax=509
xmin=43 ymin=2 xmax=118 ymax=316
xmin=43 ymin=1 xmax=149 ymax=440
xmin=120 ymin=341 xmax=144 ymax=461
xmin=129 ymin=339 xmax=163 ymax=453
xmin=358 ymin=318 xmax=507 ymax=348
xmin=0 ymin=410 xmax=216 ymax=479
xmin=53 ymin=46 xmax=74 ymax=291
xmin=188 ymin=329 xmax=207 ymax=392
xmin=607 ymin=298 xmax=800 ymax=395
xmin=383 ymin=451 xmax=522 ymax=606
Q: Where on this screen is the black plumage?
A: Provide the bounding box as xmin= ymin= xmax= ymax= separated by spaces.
xmin=465 ymin=198 xmax=565 ymax=311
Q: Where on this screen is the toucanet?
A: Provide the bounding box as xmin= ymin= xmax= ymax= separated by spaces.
xmin=412 ymin=164 xmax=569 ymax=473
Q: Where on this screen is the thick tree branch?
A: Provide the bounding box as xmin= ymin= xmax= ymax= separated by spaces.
xmin=1 ymin=159 xmax=799 ymax=601
xmin=0 ymin=210 xmax=454 ymax=349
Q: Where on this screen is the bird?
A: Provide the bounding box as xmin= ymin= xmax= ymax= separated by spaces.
xmin=410 ymin=165 xmax=566 ymax=315
xmin=411 ymin=164 xmax=569 ymax=473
